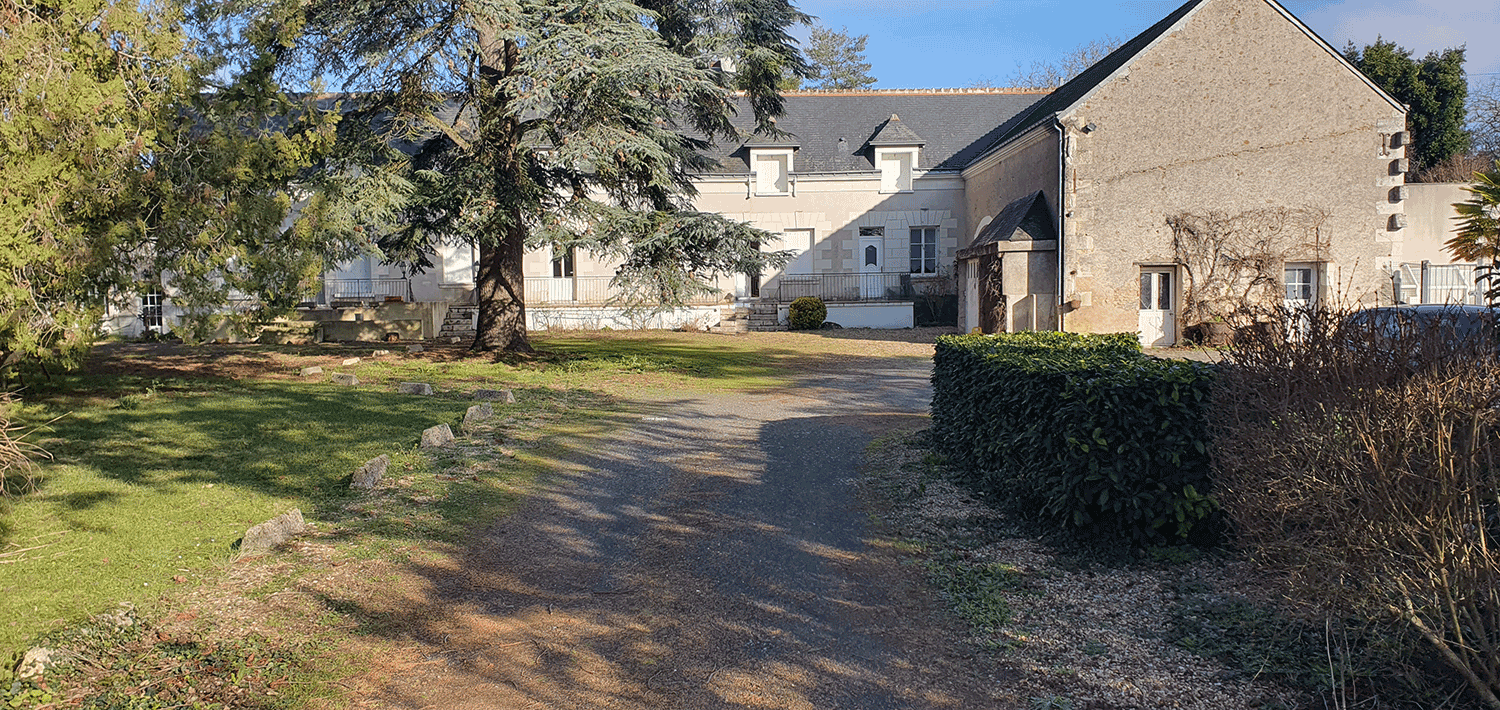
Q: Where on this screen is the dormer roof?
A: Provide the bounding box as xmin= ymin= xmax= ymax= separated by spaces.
xmin=866 ymin=114 xmax=925 ymax=147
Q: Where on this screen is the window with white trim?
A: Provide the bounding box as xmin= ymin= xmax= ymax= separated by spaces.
xmin=876 ymin=148 xmax=917 ymax=193
xmin=552 ymin=247 xmax=575 ymax=278
xmin=751 ymin=149 xmax=792 ymax=195
xmin=909 ymin=227 xmax=938 ymax=274
xmin=142 ymin=291 xmax=164 ymax=331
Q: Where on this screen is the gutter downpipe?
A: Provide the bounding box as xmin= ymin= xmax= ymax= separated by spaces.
xmin=1055 ymin=118 xmax=1067 ymax=333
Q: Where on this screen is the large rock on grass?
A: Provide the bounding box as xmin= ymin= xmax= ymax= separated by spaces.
xmin=351 ymin=454 xmax=390 ymax=491
xmin=330 ymin=373 xmax=358 ymax=386
xmin=473 ymin=389 xmax=515 ymax=403
xmin=239 ymin=509 xmax=307 ymax=557
xmin=463 ymin=404 xmax=494 ymax=432
xmin=398 ymin=382 xmax=434 ymax=396
xmin=421 ymin=424 xmax=455 ymax=449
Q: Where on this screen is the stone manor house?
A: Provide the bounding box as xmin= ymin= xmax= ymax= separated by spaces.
xmin=115 ymin=0 xmax=1436 ymax=346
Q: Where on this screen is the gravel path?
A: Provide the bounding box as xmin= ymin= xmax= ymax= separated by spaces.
xmin=352 ymin=354 xmax=1010 ymax=709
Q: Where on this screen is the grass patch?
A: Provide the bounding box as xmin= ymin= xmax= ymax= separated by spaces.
xmin=0 ymin=376 xmax=610 ymax=653
xmin=925 ymin=551 xmax=1022 ymax=633
xmin=1 ymin=606 xmax=334 ymax=709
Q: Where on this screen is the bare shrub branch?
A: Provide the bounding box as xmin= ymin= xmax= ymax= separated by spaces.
xmin=1213 ymin=306 xmax=1500 ymax=707
xmin=0 ymin=392 xmax=49 ymax=497
xmin=1168 ymin=208 xmax=1330 ymax=326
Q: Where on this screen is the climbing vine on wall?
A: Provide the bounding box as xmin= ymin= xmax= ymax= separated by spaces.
xmin=1168 ymin=208 xmax=1330 ymax=325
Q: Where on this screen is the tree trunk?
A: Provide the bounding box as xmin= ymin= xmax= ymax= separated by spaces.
xmin=470 ymin=33 xmax=533 ymax=353
xmin=473 ymin=219 xmax=532 ymax=352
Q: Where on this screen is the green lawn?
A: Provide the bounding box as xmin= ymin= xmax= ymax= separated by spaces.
xmin=1 ymin=378 xmax=605 ymax=653
xmin=0 ymin=329 xmax=934 ymax=655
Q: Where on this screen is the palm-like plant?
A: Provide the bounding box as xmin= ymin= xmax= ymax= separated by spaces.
xmin=1446 ymin=163 xmax=1500 ymax=307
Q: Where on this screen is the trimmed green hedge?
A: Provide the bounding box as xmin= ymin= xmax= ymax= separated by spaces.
xmin=932 ymin=332 xmax=1217 ymax=545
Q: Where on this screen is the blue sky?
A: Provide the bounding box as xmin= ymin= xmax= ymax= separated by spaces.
xmin=792 ymin=0 xmax=1500 ymax=89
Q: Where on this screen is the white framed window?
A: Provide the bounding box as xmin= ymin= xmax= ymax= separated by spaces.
xmin=1284 ymin=263 xmax=1317 ymax=306
xmin=751 ymin=149 xmax=793 ymax=196
xmin=909 ymin=227 xmax=939 ymax=274
xmin=142 ymin=291 xmax=164 ymax=331
xmin=876 ymin=147 xmax=917 ymax=193
xmin=551 ymin=247 xmax=575 ymax=279
xmin=441 ymin=242 xmax=476 ymax=284
xmin=781 ymin=228 xmax=814 ymax=275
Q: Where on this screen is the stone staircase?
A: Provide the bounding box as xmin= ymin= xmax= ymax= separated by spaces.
xmin=438 ymin=304 xmax=478 ymax=343
xmin=712 ymin=300 xmax=786 ymax=334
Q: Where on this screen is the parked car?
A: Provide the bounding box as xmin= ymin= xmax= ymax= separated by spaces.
xmin=1340 ymin=305 xmax=1499 ymax=367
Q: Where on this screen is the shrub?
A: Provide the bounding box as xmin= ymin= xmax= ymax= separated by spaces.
xmin=788 ymin=297 xmax=826 ymax=330
xmin=1212 ymin=306 xmax=1500 ymax=707
xmin=932 ymin=332 xmax=1217 ymax=545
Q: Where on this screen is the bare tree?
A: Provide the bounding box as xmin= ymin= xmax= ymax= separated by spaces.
xmin=1470 ymin=78 xmax=1500 ymax=157
xmin=1004 ymin=36 xmax=1122 ymax=90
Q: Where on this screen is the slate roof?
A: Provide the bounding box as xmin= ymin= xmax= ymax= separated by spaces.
xmin=866 ymin=114 xmax=925 ymax=147
xmin=701 ymin=90 xmax=1046 ymax=174
xmin=959 ymin=190 xmax=1056 ymax=259
xmin=972 ymin=0 xmax=1209 ymax=161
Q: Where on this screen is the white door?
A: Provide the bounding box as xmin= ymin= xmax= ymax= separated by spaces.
xmin=1138 ymin=268 xmax=1176 ymax=347
xmin=859 ymin=236 xmax=883 ymax=299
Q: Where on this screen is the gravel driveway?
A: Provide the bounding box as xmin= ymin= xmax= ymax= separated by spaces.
xmin=352 ymin=352 xmax=1010 ymax=709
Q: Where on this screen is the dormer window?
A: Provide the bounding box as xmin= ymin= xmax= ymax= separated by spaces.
xmin=751 ymin=148 xmax=793 ymax=196
xmin=866 ymin=113 xmax=924 ymax=194
xmin=876 ymin=147 xmax=917 ymax=193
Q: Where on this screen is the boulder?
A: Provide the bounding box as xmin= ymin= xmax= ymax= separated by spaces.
xmin=421 ymin=424 xmax=455 ymax=449
xmin=406 ymin=344 xmax=425 ymax=354
xmin=397 ymin=382 xmax=434 ymax=396
xmin=463 ymin=403 xmax=494 ymax=432
xmin=239 ymin=509 xmax=307 ymax=556
xmin=350 ymin=454 xmax=390 ymax=491
xmin=299 ymin=365 xmax=323 ymax=377
xmin=371 ymin=349 xmax=391 ymax=357
xmin=330 ymin=373 xmax=359 ymax=386
xmin=473 ymin=389 xmax=516 ymax=403
xmin=15 ymin=648 xmax=51 ymax=679
xmin=341 ymin=357 xmax=361 ymax=366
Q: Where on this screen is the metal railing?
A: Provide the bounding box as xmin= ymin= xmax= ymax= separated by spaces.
xmin=771 ymin=272 xmax=953 ymax=303
xmin=524 ymin=276 xmax=727 ymax=306
xmin=320 ymin=278 xmax=413 ymax=304
xmin=1393 ymin=263 xmax=1485 ymax=306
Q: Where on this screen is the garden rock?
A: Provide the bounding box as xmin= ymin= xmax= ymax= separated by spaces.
xmin=341 ymin=357 xmax=361 ymax=366
xmin=239 ymin=509 xmax=307 ymax=557
xmin=371 ymin=349 xmax=391 ymax=357
xmin=421 ymin=424 xmax=455 ymax=449
xmin=351 ymin=454 xmax=390 ymax=491
xmin=299 ymin=365 xmax=323 ymax=377
xmin=473 ymin=389 xmax=515 ymax=403
xmin=330 ymin=373 xmax=359 ymax=386
xmin=398 ymin=382 xmax=434 ymax=396
xmin=407 ymin=344 xmax=424 ymax=354
xmin=463 ymin=403 xmax=494 ymax=432
xmin=15 ymin=647 xmax=54 ymax=679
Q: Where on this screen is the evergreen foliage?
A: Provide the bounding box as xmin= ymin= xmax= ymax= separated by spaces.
xmin=931 ymin=332 xmax=1218 ymax=546
xmin=803 ymin=24 xmax=875 ymax=91
xmin=289 ymin=0 xmax=807 ymax=352
xmin=1446 ymin=162 xmax=1500 ymax=307
xmin=0 ymin=0 xmax=374 ymax=370
xmin=1344 ymin=39 xmax=1470 ymax=175
xmin=787 ymin=296 xmax=825 ymax=329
